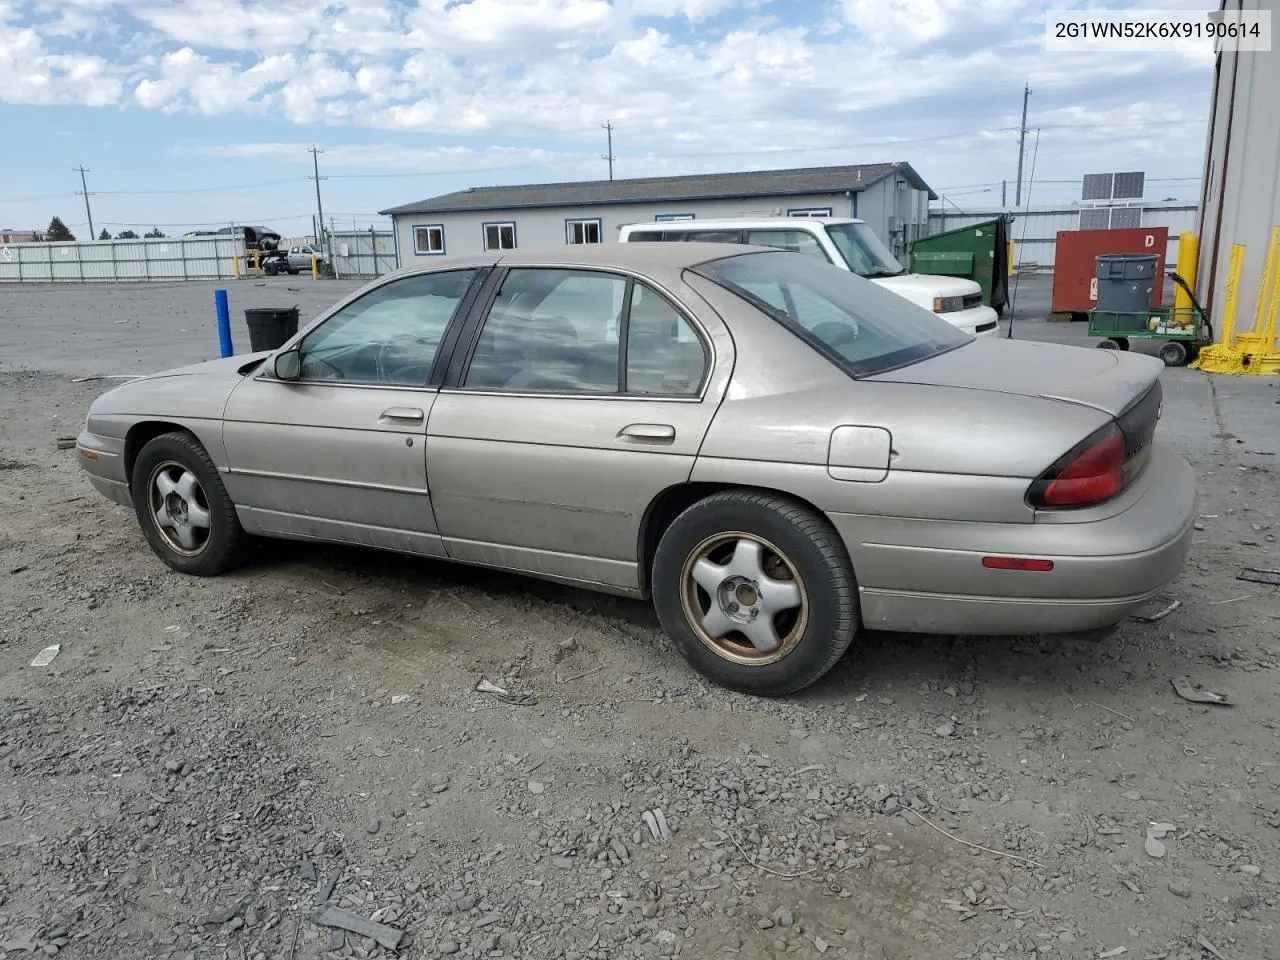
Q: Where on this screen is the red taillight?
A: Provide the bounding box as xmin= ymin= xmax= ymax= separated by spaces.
xmin=1028 ymin=423 xmax=1127 ymax=508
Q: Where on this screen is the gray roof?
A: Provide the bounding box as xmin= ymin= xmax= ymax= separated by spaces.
xmin=379 ymin=162 xmax=936 ymax=216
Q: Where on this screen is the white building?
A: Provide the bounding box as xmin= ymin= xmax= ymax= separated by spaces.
xmin=1194 ymin=0 xmax=1280 ymax=346
xmin=380 ymin=162 xmax=936 ymax=267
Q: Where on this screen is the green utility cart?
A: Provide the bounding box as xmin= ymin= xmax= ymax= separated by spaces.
xmin=909 ymin=216 xmax=1012 ymax=314
xmin=1088 ymin=255 xmax=1212 ymax=366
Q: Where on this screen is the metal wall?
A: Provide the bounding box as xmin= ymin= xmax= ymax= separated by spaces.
xmin=0 ymin=236 xmax=244 ymax=283
xmin=1195 ymin=0 xmax=1280 ymax=344
xmin=389 ymin=178 xmax=931 ymax=266
xmin=926 ymin=203 xmax=1198 ymax=269
xmin=328 ymin=230 xmax=397 ymax=279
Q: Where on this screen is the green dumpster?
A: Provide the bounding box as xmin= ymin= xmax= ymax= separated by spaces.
xmin=909 ymin=216 xmax=1011 ymax=314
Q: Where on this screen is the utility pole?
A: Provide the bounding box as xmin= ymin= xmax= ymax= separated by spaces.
xmin=308 ymin=146 xmax=326 ymax=244
xmin=601 ymin=121 xmax=615 ymax=181
xmin=1001 ymin=179 xmax=1007 ymax=206
xmin=1014 ymin=83 xmax=1031 ymax=207
xmin=74 ymin=165 xmax=95 ymax=239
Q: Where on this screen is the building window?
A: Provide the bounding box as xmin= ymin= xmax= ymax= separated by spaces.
xmin=413 ymin=224 xmax=445 ymax=256
xmin=655 ymin=213 xmax=695 ymax=222
xmin=566 ymin=218 xmax=602 ymax=244
xmin=483 ymin=221 xmax=517 ymax=251
xmin=788 ymin=207 xmax=833 ymax=218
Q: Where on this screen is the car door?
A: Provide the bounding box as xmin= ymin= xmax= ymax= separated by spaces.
xmin=425 ymin=265 xmax=734 ymax=592
xmin=221 ymin=267 xmax=488 ymax=556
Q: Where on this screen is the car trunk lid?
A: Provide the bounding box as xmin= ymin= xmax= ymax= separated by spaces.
xmin=871 ymin=338 xmax=1162 ymax=418
xmin=874 ymin=338 xmax=1164 ymax=500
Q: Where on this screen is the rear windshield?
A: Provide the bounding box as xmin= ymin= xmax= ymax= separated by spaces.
xmin=692 ymin=250 xmax=971 ymax=377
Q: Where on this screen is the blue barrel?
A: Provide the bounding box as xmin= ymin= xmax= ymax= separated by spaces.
xmin=1095 ymin=254 xmax=1158 ymax=313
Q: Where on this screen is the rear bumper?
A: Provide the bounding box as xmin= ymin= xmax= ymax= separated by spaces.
xmin=829 ymin=443 xmax=1197 ymax=635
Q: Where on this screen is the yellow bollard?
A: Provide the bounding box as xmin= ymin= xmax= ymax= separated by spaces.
xmin=1007 ymin=239 xmax=1014 ymax=277
xmin=252 ymin=250 xmax=260 ymax=277
xmin=1262 ymin=230 xmax=1280 ymax=353
xmin=1248 ymin=226 xmax=1279 ymax=341
xmin=1221 ymin=243 xmax=1245 ymax=348
xmin=232 ymin=255 xmax=241 ymax=280
xmin=1173 ymin=232 xmax=1198 ymax=312
xmin=311 ymin=254 xmax=319 ymax=280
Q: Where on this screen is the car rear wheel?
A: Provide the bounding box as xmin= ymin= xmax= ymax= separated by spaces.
xmin=131 ymin=431 xmax=248 ymax=577
xmin=651 ymin=490 xmax=858 ymax=696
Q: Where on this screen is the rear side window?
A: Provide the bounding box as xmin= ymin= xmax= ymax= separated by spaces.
xmin=695 ymin=250 xmax=970 ymax=377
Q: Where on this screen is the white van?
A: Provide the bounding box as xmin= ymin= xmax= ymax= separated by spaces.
xmin=619 ymin=217 xmax=999 ymax=337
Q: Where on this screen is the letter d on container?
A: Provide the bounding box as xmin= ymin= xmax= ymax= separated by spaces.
xmin=214 ymin=288 xmax=234 ymax=358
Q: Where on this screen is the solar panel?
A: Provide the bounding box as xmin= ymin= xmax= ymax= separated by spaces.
xmin=1082 ymin=173 xmax=1114 ymax=201
xmin=1080 ymin=209 xmax=1111 ymax=230
xmin=1112 ymin=172 xmax=1145 ymax=199
xmin=1109 ymin=206 xmax=1143 ymax=228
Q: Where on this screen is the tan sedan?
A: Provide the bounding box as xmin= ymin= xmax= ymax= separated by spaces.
xmin=76 ymin=243 xmax=1196 ymax=695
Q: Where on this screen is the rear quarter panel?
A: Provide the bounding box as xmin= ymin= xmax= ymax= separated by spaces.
xmin=682 ymin=273 xmax=1108 ymax=525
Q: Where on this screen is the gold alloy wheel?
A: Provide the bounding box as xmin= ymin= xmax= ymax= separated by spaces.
xmin=147 ymin=460 xmax=213 ymax=556
xmin=679 ymin=530 xmax=809 ymax=666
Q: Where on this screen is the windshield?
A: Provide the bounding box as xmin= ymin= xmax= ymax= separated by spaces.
xmin=825 ymin=223 xmax=906 ymax=278
xmin=693 ymin=250 xmax=970 ymax=377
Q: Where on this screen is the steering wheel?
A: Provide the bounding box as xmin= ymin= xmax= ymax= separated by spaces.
xmin=298 ymin=352 xmax=344 ymax=380
xmin=376 ymin=339 xmax=435 ymax=384
xmin=809 ymin=320 xmax=859 ymax=349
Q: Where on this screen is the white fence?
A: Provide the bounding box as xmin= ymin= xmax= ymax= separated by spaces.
xmin=0 ymin=236 xmax=245 ymax=283
xmin=329 ymin=230 xmax=397 ymax=279
xmin=926 ymin=203 xmax=1199 ymax=269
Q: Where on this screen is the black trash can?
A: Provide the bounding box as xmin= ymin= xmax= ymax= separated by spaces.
xmin=244 ymin=306 xmax=299 ymax=352
xmin=1094 ymin=254 xmax=1158 ymax=314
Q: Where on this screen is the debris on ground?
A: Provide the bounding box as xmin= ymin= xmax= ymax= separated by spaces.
xmin=474 ymin=677 xmax=536 ymax=705
xmin=1236 ymin=567 xmax=1280 ymax=586
xmin=1130 ymin=597 xmax=1182 ymax=623
xmin=55 ymin=437 xmax=76 ymax=450
xmin=310 ymin=905 xmax=405 ymax=951
xmin=1171 ymin=676 xmax=1232 ymax=705
xmin=29 ymin=644 xmax=60 ymax=667
xmin=643 ymin=807 xmax=671 ymax=841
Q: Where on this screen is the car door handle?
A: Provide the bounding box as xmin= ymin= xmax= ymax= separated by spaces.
xmin=617 ymin=423 xmax=676 ymax=444
xmin=378 ymin=406 xmax=425 ymax=424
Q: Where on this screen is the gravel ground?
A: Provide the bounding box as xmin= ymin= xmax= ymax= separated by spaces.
xmin=2 ymin=278 xmax=1280 ymax=960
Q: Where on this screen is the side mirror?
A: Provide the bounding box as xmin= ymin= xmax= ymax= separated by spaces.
xmin=273 ymin=347 xmax=301 ymax=381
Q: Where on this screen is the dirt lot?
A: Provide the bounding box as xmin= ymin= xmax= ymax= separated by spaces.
xmin=2 ymin=277 xmax=1279 ymax=960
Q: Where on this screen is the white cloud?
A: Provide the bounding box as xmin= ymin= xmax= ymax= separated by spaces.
xmin=0 ymin=22 xmax=121 ymax=105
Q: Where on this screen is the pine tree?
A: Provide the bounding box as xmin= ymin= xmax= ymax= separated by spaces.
xmin=46 ymin=216 xmax=75 ymax=242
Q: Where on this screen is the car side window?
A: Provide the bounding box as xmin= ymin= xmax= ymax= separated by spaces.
xmin=745 ymin=229 xmax=831 ymax=262
xmin=625 ymin=283 xmax=707 ymax=396
xmin=464 ymin=269 xmax=627 ymax=393
xmin=297 ymin=269 xmax=479 ymax=386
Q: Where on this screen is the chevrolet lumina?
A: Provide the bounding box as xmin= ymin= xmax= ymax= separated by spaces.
xmin=76 ymin=243 xmax=1196 ymax=696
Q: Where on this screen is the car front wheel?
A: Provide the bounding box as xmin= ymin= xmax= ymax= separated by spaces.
xmin=651 ymin=490 xmax=858 ymax=696
xmin=130 ymin=431 xmax=247 ymax=576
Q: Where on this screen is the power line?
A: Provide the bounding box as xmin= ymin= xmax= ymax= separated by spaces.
xmin=74 ymin=165 xmax=95 ymax=239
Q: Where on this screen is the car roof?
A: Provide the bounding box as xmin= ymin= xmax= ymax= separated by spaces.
xmin=622 ymin=217 xmax=862 ymax=229
xmin=391 ymin=241 xmax=767 ymax=277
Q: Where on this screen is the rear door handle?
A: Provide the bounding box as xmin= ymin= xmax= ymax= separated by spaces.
xmin=379 ymin=406 xmax=425 ymax=424
xmin=617 ymin=423 xmax=676 ymax=444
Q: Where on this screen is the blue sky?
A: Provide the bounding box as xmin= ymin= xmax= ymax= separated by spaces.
xmin=1 ymin=0 xmax=1217 ymax=240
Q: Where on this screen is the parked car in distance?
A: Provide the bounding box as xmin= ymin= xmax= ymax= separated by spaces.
xmin=76 ymin=243 xmax=1196 ymax=696
xmin=285 ymin=243 xmax=329 ymax=274
xmin=620 ymin=217 xmax=1000 ymax=337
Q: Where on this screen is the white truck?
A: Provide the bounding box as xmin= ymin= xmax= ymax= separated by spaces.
xmin=619 ymin=217 xmax=999 ymax=337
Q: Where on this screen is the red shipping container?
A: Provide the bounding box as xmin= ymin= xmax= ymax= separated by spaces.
xmin=1052 ymin=227 xmax=1168 ymax=317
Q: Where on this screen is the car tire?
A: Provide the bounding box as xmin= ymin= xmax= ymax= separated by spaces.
xmin=130 ymin=431 xmax=248 ymax=577
xmin=651 ymin=489 xmax=858 ymax=696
